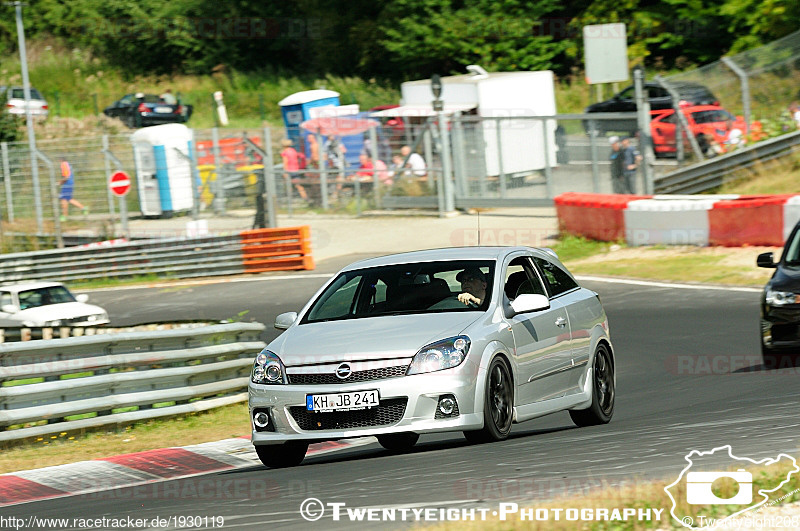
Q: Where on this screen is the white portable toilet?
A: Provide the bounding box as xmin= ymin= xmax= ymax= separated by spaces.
xmin=131 ymin=124 xmax=195 ymax=218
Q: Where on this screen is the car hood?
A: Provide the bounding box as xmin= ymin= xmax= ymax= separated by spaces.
xmin=273 ymin=312 xmax=482 ymax=365
xmin=13 ymin=302 xmax=106 ymax=324
xmin=768 ymin=264 xmax=800 ymax=291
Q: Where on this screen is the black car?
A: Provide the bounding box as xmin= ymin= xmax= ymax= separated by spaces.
xmin=757 ymin=227 xmax=800 ymax=364
xmin=583 ymin=81 xmax=718 ymax=135
xmin=103 ymin=93 xmax=193 ymax=128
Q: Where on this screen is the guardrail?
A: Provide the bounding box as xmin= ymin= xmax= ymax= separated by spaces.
xmin=0 ymin=226 xmax=314 ymax=284
xmin=0 ymin=322 xmax=265 ymax=443
xmin=654 ymin=130 xmax=800 ymax=194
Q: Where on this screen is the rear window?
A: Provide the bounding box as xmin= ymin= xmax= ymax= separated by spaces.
xmin=692 ymin=110 xmax=732 ymax=124
xmin=10 ymin=88 xmax=43 ymax=100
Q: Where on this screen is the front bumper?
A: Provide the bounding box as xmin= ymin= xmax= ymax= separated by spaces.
xmin=249 ymin=365 xmax=483 ymax=445
xmin=761 ymin=305 xmax=800 ymax=349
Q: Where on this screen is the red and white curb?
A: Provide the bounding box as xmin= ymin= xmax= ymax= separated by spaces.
xmin=555 ymin=193 xmax=800 ymax=247
xmin=0 ymin=436 xmax=374 ymax=507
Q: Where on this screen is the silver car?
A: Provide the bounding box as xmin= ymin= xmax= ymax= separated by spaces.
xmin=2 ymin=86 xmax=49 ymax=119
xmin=248 ymin=247 xmax=615 ymax=468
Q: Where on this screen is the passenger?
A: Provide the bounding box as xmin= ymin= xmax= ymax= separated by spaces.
xmin=456 ymin=267 xmax=487 ymax=306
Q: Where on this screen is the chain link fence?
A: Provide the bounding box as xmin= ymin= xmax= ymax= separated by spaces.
xmin=663 ymin=28 xmax=800 ymax=137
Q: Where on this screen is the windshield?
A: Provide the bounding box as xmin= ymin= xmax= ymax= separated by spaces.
xmin=18 ymin=286 xmax=76 ymax=310
xmin=302 ymin=260 xmax=495 ymax=324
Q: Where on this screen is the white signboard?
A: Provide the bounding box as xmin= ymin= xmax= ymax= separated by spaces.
xmin=583 ymin=23 xmax=629 ymax=84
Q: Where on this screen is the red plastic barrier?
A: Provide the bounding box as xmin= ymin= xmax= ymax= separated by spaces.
xmin=708 ymin=195 xmax=793 ymax=247
xmin=239 ymin=226 xmax=315 ymax=272
xmin=555 ymin=193 xmax=653 ymax=242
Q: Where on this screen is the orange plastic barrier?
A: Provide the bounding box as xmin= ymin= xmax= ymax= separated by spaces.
xmin=708 ymin=195 xmax=792 ymax=247
xmin=555 ymin=193 xmax=653 ymax=242
xmin=240 ymin=226 xmax=315 ymax=273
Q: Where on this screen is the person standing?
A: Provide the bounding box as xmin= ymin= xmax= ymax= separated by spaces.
xmin=608 ymin=136 xmax=627 ymax=194
xmin=160 ymin=89 xmax=177 ymax=105
xmin=58 ymin=157 xmax=88 ymax=221
xmin=621 ymin=137 xmax=642 ymax=194
xmin=280 ymin=139 xmax=308 ymax=202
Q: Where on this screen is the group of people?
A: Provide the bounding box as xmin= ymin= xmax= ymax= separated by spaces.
xmin=280 ymin=135 xmax=427 ymax=203
xmin=608 ymin=136 xmax=642 ymax=195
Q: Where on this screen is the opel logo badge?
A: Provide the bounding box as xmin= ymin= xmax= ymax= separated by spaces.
xmin=336 ymin=363 xmax=352 ymax=379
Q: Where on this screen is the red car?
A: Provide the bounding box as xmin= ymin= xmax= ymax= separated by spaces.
xmin=650 ymin=105 xmax=761 ymax=157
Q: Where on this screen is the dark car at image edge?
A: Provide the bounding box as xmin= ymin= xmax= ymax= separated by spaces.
xmin=103 ymin=93 xmax=193 ymax=128
xmin=583 ymin=81 xmax=719 ymax=136
xmin=757 ymin=223 xmax=800 ymax=364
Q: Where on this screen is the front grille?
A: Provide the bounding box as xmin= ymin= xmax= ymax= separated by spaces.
xmin=772 ymin=324 xmax=800 ymax=342
xmin=287 ymin=365 xmax=408 ymax=385
xmin=289 ymin=398 xmax=408 ymax=431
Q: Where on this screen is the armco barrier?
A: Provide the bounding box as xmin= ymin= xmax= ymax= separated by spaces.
xmin=556 ymin=193 xmax=800 ymax=247
xmin=555 ymin=193 xmax=652 ymax=242
xmin=0 ymin=322 xmax=265 ymax=443
xmin=240 ymin=226 xmax=314 ymax=273
xmin=0 ymin=225 xmax=313 ymax=284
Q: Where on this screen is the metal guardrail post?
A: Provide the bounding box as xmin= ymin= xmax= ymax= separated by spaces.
xmin=262 ymin=127 xmax=278 ymax=228
xmin=439 ymin=113 xmax=455 ymax=214
xmin=721 ymin=57 xmax=752 ymax=135
xmin=188 ymin=130 xmax=201 ymax=221
xmin=495 ymin=117 xmax=506 ymax=198
xmin=34 ymin=151 xmax=63 ymax=249
xmin=102 ymin=135 xmax=116 ymax=223
xmin=1 ymin=142 xmax=13 ymax=223
xmin=589 ymin=126 xmax=600 ymax=193
xmin=634 ymin=66 xmax=656 ymax=195
xmin=211 ymin=127 xmax=225 ymax=214
xmin=542 ymin=117 xmax=554 ymax=199
xmin=424 ymin=126 xmax=435 ymax=190
xmin=318 ymin=132 xmax=329 ymax=211
xmin=368 ymin=125 xmax=380 ymax=208
xmin=451 ymin=115 xmax=467 ymax=198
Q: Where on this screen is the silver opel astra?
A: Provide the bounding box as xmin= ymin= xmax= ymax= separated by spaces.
xmin=249 ymin=247 xmax=615 ymax=468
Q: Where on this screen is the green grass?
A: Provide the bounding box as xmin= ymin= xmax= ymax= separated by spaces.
xmin=551 ymin=235 xmax=618 ymax=262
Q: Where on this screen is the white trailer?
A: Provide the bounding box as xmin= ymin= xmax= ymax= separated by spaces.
xmin=372 ymin=67 xmax=558 ymax=176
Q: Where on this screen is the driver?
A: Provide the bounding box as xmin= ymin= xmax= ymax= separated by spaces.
xmin=456 ymin=267 xmax=487 ymax=306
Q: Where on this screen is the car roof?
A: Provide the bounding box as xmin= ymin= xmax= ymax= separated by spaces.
xmin=0 ymin=281 xmax=64 ymax=292
xmin=340 ymin=246 xmax=557 ymax=271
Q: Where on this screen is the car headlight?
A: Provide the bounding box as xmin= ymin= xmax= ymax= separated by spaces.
xmin=251 ymin=349 xmax=287 ymax=385
xmin=407 ymin=336 xmax=470 ymax=375
xmin=766 ymin=290 xmax=798 ymax=306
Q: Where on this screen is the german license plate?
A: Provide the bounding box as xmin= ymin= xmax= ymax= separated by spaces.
xmin=306 ymin=390 xmax=379 ymax=412
xmin=155 ymin=106 xmax=172 ymax=113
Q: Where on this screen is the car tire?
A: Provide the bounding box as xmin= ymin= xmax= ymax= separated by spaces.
xmin=254 ymin=442 xmax=308 ymax=468
xmin=569 ymin=343 xmax=615 ymax=427
xmin=463 ymin=356 xmax=513 ymax=444
xmin=377 ymin=432 xmax=419 ymax=451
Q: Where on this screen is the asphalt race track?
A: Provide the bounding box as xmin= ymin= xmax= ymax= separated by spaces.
xmin=9 ymin=259 xmax=799 ymax=530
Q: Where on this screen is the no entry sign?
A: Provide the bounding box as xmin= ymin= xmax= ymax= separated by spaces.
xmin=109 ymin=171 xmax=131 ymax=197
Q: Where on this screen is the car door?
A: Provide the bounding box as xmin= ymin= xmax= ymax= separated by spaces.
xmin=503 ymin=254 xmax=573 ymax=405
xmin=533 ymin=255 xmax=596 ymax=395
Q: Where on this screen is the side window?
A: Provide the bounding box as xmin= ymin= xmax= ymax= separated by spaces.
xmin=503 ymin=257 xmax=546 ymax=300
xmin=307 ymin=275 xmax=361 ymax=320
xmin=534 ymin=257 xmax=578 ymax=298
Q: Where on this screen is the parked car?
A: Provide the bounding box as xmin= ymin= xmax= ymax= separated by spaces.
xmin=758 ymin=225 xmax=800 ymax=363
xmin=0 ymin=281 xmax=109 ymax=327
xmin=103 ymin=93 xmax=192 ymax=128
xmin=584 ymin=81 xmax=718 ymax=135
xmin=650 ymin=105 xmax=760 ymax=157
xmin=249 ymin=246 xmax=615 ymax=468
xmin=1 ymin=85 xmax=49 ymax=119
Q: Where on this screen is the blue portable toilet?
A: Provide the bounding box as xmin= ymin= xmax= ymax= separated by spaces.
xmin=278 ymin=90 xmax=340 ymax=145
xmin=131 ymin=124 xmax=196 ymax=218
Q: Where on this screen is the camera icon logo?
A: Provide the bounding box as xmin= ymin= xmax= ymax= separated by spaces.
xmin=686 ymin=469 xmax=753 ymax=505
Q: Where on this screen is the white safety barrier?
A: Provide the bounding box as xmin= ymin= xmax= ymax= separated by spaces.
xmin=0 ymin=322 xmax=265 ymax=443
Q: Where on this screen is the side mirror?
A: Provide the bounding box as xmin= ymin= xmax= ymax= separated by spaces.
xmin=75 ymin=294 xmax=89 ymax=303
xmin=510 ymin=294 xmax=550 ymax=315
xmin=275 ymin=311 xmax=298 ymax=330
xmin=757 ymin=252 xmax=777 ymax=268
xmin=2 ymin=304 xmax=18 ymax=314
